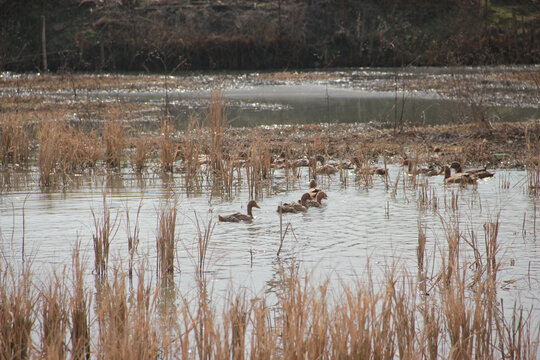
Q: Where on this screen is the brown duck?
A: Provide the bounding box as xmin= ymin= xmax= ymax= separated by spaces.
xmin=305 ymin=191 xmax=328 ymax=207
xmin=307 ymin=179 xmax=321 ymax=200
xmin=277 ymin=193 xmax=311 ymax=213
xmin=442 ymin=165 xmax=477 ymax=185
xmin=218 ymin=200 xmax=261 ymax=222
xmin=450 ymin=162 xmax=494 ymax=179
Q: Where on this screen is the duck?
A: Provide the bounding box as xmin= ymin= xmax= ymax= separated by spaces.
xmin=316 ymin=164 xmax=339 ymax=175
xmin=442 ymin=165 xmax=477 ymax=185
xmin=403 ymin=158 xmax=440 ymax=177
xmin=218 ymin=200 xmax=261 ymax=222
xmin=401 ymin=159 xmax=416 ymax=175
xmin=314 ymin=155 xmax=339 ymax=175
xmin=307 ymin=179 xmax=321 ymax=200
xmin=423 ymin=167 xmax=442 ymax=176
xmin=277 ymin=193 xmax=311 ymax=213
xmin=305 ymin=191 xmax=328 ymax=208
xmin=450 ymin=162 xmax=494 ymax=179
xmin=370 ymin=167 xmax=388 ymax=176
xmin=352 ymin=157 xmax=387 ymax=176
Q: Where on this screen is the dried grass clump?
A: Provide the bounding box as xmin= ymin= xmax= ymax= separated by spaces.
xmin=157 ymin=201 xmax=178 ymax=278
xmin=131 ymin=136 xmax=150 ymax=173
xmin=38 ymin=119 xmax=103 ymax=186
xmin=179 ymin=115 xmax=203 ymax=190
xmin=104 ymin=116 xmax=126 ymax=168
xmin=70 ymin=246 xmax=91 ymax=360
xmin=159 ymin=119 xmax=178 ymax=173
xmin=40 ymin=274 xmax=68 ymax=359
xmin=92 ymin=197 xmax=120 ymax=280
xmin=0 ymin=114 xmax=31 ymax=168
xmin=525 ymin=123 xmax=540 ymax=195
xmin=246 ymin=133 xmax=272 ymax=198
xmin=0 ymin=266 xmax=35 ymax=360
xmin=206 ymin=90 xmax=228 ymax=171
xmin=96 ymin=268 xmax=160 ymax=359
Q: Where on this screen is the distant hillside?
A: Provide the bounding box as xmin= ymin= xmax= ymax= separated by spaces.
xmin=1 ymin=0 xmax=539 ymax=72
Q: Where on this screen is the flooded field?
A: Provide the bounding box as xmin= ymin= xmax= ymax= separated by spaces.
xmin=1 ymin=66 xmax=539 ymax=358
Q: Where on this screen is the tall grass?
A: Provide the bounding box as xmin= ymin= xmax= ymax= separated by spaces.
xmin=126 ymin=200 xmax=142 ymax=279
xmin=179 ymin=115 xmax=203 ymax=191
xmin=131 ymin=136 xmax=150 ymax=173
xmin=159 ymin=119 xmax=178 ymax=173
xmin=0 ymin=114 xmax=31 ymax=168
xmin=40 ymin=272 xmax=68 ymax=359
xmin=92 ymin=196 xmax=120 ymax=280
xmin=206 ymin=91 xmax=228 ymax=172
xmin=0 ymin=266 xmax=35 ymax=359
xmin=38 ymin=119 xmax=103 ymax=186
xmin=70 ymin=245 xmax=91 ymax=360
xmin=103 ymin=115 xmax=126 ymax=168
xmin=156 ymin=201 xmax=178 ymax=279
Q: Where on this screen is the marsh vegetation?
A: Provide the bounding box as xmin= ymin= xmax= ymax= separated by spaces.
xmin=1 ymin=68 xmax=539 ymax=358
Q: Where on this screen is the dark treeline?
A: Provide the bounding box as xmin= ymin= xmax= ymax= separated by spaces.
xmin=1 ymin=0 xmax=538 ymax=73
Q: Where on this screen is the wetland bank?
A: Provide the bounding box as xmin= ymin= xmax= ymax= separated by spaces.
xmin=1 ymin=67 xmax=540 ymax=358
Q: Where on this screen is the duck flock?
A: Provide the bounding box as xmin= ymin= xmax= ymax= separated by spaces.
xmin=218 ymin=159 xmax=494 ymax=222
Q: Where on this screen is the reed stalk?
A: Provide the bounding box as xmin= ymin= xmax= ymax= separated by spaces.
xmin=92 ymin=196 xmax=119 ymax=280
xmin=103 ymin=117 xmax=126 ymax=168
xmin=159 ymin=119 xmax=178 ymax=173
xmin=0 ymin=114 xmax=31 ymax=168
xmin=126 ymin=200 xmax=142 ymax=279
xmin=70 ymin=245 xmax=91 ymax=360
xmin=156 ymin=201 xmax=178 ymax=279
xmin=38 ymin=120 xmax=61 ymax=186
xmin=180 ymin=116 xmax=203 ymax=191
xmin=206 ymin=90 xmax=228 ymax=172
xmin=132 ymin=136 xmax=149 ymax=173
xmin=95 ymin=267 xmax=128 ymax=357
xmin=40 ymin=273 xmax=68 ymax=359
xmin=0 ymin=266 xmax=35 ymax=360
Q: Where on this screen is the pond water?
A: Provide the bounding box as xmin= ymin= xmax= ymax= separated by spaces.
xmin=1 ymin=165 xmax=539 ymax=312
xmin=35 ymin=66 xmax=540 ymax=128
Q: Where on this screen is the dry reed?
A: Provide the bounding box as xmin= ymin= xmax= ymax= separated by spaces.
xmin=125 ymin=200 xmax=142 ymax=279
xmin=40 ymin=273 xmax=69 ymax=359
xmin=103 ymin=116 xmax=126 ymax=168
xmin=0 ymin=266 xmax=35 ymax=359
xmin=92 ymin=196 xmax=120 ymax=280
xmin=70 ymin=245 xmax=91 ymax=360
xmin=156 ymin=201 xmax=178 ymax=279
xmin=0 ymin=114 xmax=31 ymax=168
xmin=159 ymin=119 xmax=178 ymax=173
xmin=131 ymin=136 xmax=150 ymax=173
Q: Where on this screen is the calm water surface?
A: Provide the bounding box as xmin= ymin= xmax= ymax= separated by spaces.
xmin=2 ymin=166 xmax=539 ymax=312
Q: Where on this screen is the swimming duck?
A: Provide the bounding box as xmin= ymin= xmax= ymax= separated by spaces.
xmin=450 ymin=162 xmax=494 ymax=179
xmin=403 ymin=159 xmax=440 ymax=177
xmin=352 ymin=157 xmax=387 ymax=176
xmin=218 ymin=200 xmax=261 ymax=222
xmin=371 ymin=167 xmax=388 ymax=176
xmin=305 ymin=191 xmax=328 ymax=207
xmin=277 ymin=193 xmax=311 ymax=213
xmin=307 ymin=179 xmax=321 ymax=200
xmin=316 ymin=164 xmax=339 ymax=175
xmin=442 ymin=165 xmax=477 ymax=185
xmin=314 ymin=155 xmax=339 ymax=175
xmin=423 ymin=167 xmax=442 ymax=177
xmin=401 ymin=159 xmax=416 ymax=175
